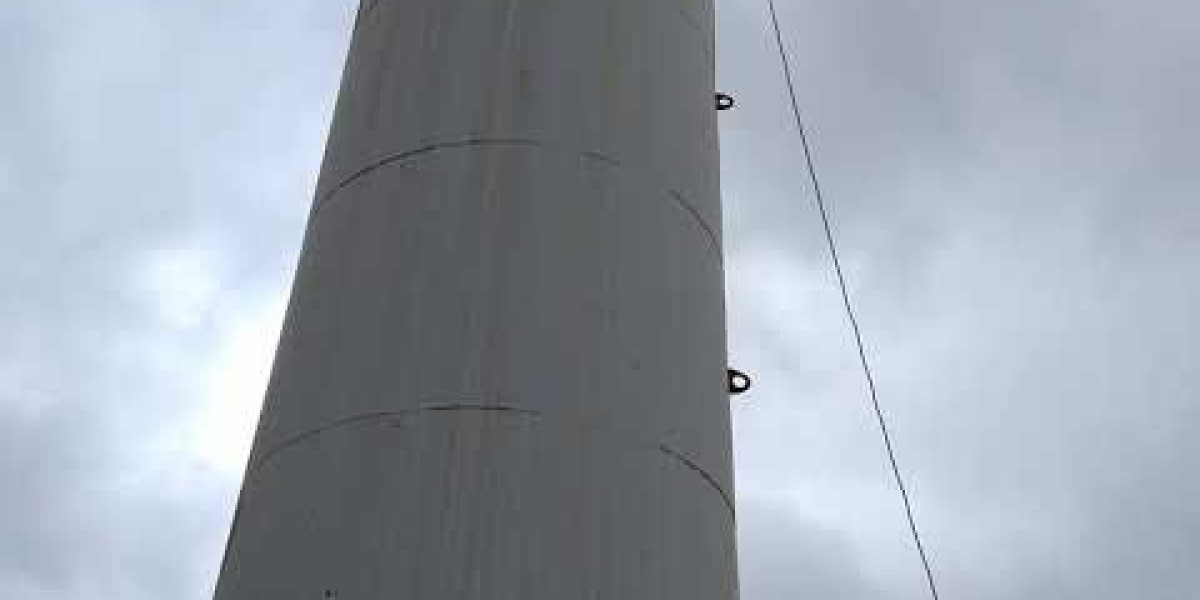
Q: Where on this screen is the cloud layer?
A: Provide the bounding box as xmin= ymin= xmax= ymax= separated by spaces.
xmin=2 ymin=1 xmax=1199 ymax=598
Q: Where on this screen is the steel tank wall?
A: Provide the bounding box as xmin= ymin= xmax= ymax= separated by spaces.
xmin=214 ymin=0 xmax=736 ymax=597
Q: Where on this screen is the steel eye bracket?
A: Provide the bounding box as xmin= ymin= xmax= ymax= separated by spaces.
xmin=727 ymin=368 xmax=752 ymax=395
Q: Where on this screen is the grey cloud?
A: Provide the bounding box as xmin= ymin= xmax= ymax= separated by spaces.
xmin=737 ymin=499 xmax=889 ymax=600
xmin=721 ymin=1 xmax=1200 ymax=598
xmin=0 ymin=1 xmax=351 ymax=598
xmin=3 ymin=0 xmax=1200 ymax=599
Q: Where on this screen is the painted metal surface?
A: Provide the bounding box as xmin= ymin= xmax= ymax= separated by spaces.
xmin=214 ymin=0 xmax=736 ymax=597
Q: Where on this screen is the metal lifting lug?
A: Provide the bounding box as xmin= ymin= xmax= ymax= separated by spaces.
xmin=715 ymin=92 xmax=735 ymax=111
xmin=727 ymin=368 xmax=752 ymax=395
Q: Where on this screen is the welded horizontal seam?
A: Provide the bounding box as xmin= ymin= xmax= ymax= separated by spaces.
xmin=248 ymin=402 xmax=537 ymax=477
xmin=314 ymin=137 xmax=723 ymax=260
xmin=247 ymin=406 xmax=735 ymax=519
xmin=312 ymin=137 xmax=542 ymax=218
xmin=669 ymin=189 xmax=722 ymax=256
xmin=658 ymin=443 xmax=737 ymax=519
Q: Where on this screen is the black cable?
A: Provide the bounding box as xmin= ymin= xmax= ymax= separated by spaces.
xmin=764 ymin=2 xmax=942 ymax=599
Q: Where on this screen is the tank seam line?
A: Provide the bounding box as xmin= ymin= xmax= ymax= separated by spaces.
xmin=248 ymin=399 xmax=536 ymax=477
xmin=312 ymin=136 xmax=723 ymax=260
xmin=658 ymin=443 xmax=737 ymax=519
xmin=247 ymin=405 xmax=735 ymax=519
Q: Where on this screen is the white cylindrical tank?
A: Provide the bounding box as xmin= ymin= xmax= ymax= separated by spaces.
xmin=214 ymin=0 xmax=736 ymax=597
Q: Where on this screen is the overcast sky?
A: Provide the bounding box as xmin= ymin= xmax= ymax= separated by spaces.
xmin=3 ymin=1 xmax=1199 ymax=598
